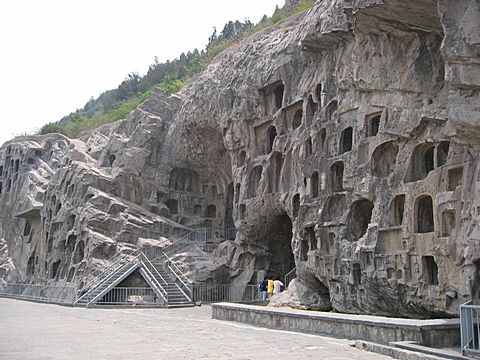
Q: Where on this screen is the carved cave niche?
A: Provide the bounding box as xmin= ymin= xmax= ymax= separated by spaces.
xmin=388 ymin=194 xmax=405 ymax=227
xmin=436 ymin=141 xmax=450 ymax=167
xmin=169 ymin=168 xmax=200 ymax=192
xmin=234 ymin=183 xmax=241 ymax=203
xmin=292 ymin=109 xmax=303 ymax=130
xmin=267 ymin=152 xmax=283 ymax=193
xmin=292 ymin=194 xmax=300 ymax=218
xmin=73 ymin=240 xmax=85 ymax=264
xmin=239 ymin=204 xmax=246 ymax=219
xmin=166 ymin=199 xmax=179 ymax=215
xmin=415 ymin=195 xmax=434 ymax=233
xmin=304 ymin=226 xmax=317 ymax=251
xmin=238 ymin=150 xmax=246 ymax=166
xmin=193 ymin=204 xmax=202 ymax=216
xmin=314 ymin=83 xmax=322 ymax=106
xmin=305 ymin=94 xmax=317 ymax=126
xmin=339 ymin=127 xmax=353 ymax=155
xmin=266 ymin=126 xmax=277 ymax=154
xmin=325 ymin=100 xmax=338 ymax=122
xmin=315 ymin=128 xmax=327 ymax=153
xmin=259 ymin=212 xmax=295 ymax=278
xmin=405 ymin=144 xmax=435 ymax=183
xmin=347 ymin=199 xmax=374 ymax=241
xmin=224 ymin=182 xmax=234 ymax=227
xmin=260 ymin=80 xmax=284 ymax=115
xmin=246 ymin=165 xmax=263 ymax=198
xmin=422 ymin=255 xmax=438 ymax=285
xmin=441 ymin=209 xmax=456 ymax=237
xmin=365 ymin=113 xmax=381 ymax=137
xmin=371 ymin=141 xmax=399 ymax=178
xmin=305 ymin=137 xmax=312 ymax=158
xmin=205 ymin=204 xmax=216 ymax=218
xmin=321 ymin=194 xmax=346 ymax=222
xmin=330 ymin=161 xmax=344 ymax=192
xmin=311 ymin=171 xmax=319 ymax=198
xmin=447 ymin=167 xmax=463 ymax=191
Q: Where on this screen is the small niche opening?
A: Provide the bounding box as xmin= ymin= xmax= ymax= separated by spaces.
xmin=266 ymin=126 xmax=277 ymax=154
xmin=437 ymin=141 xmax=450 ymax=167
xmin=166 ymin=199 xmax=179 ymax=215
xmin=205 ymin=204 xmax=216 ymax=218
xmin=423 ymin=256 xmax=438 ymax=285
xmin=366 ymin=114 xmax=381 ymax=137
xmin=441 ymin=209 xmax=456 ymax=237
xmin=292 ymin=110 xmax=302 ymax=130
xmin=292 ymin=194 xmax=300 ymax=218
xmin=311 ymin=171 xmax=319 ymax=198
xmin=447 ymin=167 xmax=463 ymax=191
xmin=330 ymin=161 xmax=344 ymax=192
xmin=339 ymin=127 xmax=353 ymax=154
xmin=415 ymin=195 xmax=434 ymax=233
xmin=305 ymin=137 xmax=312 ymax=158
xmin=238 ymin=150 xmax=246 ymax=166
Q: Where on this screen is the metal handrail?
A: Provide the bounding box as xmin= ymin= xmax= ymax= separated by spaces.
xmin=139 ymin=253 xmax=168 ymax=288
xmin=284 ymin=267 xmax=296 ymax=289
xmin=139 ymin=262 xmax=168 ymax=303
xmin=76 ymin=249 xmax=139 ymax=296
xmin=460 ymin=300 xmax=480 ymax=355
xmin=164 ymin=252 xmax=192 ymax=301
xmin=75 ymin=251 xmax=142 ymax=304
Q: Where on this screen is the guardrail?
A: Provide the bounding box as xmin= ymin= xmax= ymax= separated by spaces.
xmin=284 ymin=267 xmax=296 ymax=289
xmin=191 ymin=284 xmax=258 ymax=304
xmin=95 ymin=287 xmax=162 ymax=305
xmin=0 ymin=283 xmax=77 ymax=305
xmin=460 ymin=301 xmax=480 ymax=356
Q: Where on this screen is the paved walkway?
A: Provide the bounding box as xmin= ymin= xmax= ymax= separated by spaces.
xmin=0 ymin=298 xmax=389 ymax=359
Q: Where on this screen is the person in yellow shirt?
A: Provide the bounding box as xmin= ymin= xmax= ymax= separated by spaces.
xmin=267 ymin=276 xmax=274 ymax=299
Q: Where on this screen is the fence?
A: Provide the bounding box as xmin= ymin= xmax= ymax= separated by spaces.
xmin=192 ymin=284 xmax=259 ymax=303
xmin=0 ymin=283 xmax=77 ymax=305
xmin=460 ymin=301 xmax=480 ymax=356
xmin=95 ymin=287 xmax=162 ymax=305
xmin=284 ymin=267 xmax=296 ymax=289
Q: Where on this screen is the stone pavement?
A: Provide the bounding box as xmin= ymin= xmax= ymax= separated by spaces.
xmin=0 ymin=298 xmax=389 ymax=360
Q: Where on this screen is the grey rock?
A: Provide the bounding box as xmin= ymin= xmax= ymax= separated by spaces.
xmin=0 ymin=0 xmax=479 ymax=318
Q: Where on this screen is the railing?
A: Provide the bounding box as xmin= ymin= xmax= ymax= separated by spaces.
xmin=165 ymin=256 xmax=193 ymax=302
xmin=191 ymin=284 xmax=258 ymax=303
xmin=76 ymin=249 xmax=140 ymax=297
xmin=95 ymin=287 xmax=162 ymax=305
xmin=284 ymin=267 xmax=296 ymax=289
xmin=460 ymin=301 xmax=480 ymax=356
xmin=0 ymin=283 xmax=77 ymax=305
xmin=163 ymin=226 xmax=236 ymax=257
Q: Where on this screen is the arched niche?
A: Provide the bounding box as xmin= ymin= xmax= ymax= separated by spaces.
xmin=371 ymin=141 xmax=399 ymax=177
xmin=339 ymin=127 xmax=353 ymax=154
xmin=415 ymin=195 xmax=434 ymax=233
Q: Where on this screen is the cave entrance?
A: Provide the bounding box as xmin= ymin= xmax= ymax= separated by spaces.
xmin=262 ymin=212 xmax=295 ymax=280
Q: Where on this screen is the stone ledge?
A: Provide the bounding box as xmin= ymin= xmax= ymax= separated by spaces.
xmin=211 ymin=303 xmax=460 ymax=347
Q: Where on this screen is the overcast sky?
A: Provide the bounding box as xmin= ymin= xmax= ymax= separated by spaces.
xmin=0 ymin=0 xmax=285 ymax=146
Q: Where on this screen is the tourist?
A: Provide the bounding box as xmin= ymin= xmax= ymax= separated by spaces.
xmin=258 ymin=277 xmax=268 ymax=300
xmin=267 ymin=276 xmax=274 ymax=298
xmin=273 ymin=278 xmax=284 ymax=295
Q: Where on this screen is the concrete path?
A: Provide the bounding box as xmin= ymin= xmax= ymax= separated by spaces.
xmin=0 ymin=298 xmax=389 ymax=359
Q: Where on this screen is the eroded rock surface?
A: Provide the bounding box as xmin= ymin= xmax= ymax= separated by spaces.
xmin=0 ymin=0 xmax=479 ymax=318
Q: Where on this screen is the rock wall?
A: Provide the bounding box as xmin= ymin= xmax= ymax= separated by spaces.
xmin=0 ymin=0 xmax=479 ymax=318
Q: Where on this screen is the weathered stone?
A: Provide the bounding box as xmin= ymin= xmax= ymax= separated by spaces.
xmin=0 ymin=0 xmax=479 ymax=318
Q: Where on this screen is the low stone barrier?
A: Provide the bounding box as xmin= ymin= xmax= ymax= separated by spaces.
xmin=211 ymin=303 xmax=460 ymax=347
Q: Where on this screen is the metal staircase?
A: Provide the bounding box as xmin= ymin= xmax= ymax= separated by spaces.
xmin=74 ymin=251 xmax=191 ymax=308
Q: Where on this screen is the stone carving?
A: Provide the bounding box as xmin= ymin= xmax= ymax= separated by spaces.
xmin=0 ymin=0 xmax=479 ymax=318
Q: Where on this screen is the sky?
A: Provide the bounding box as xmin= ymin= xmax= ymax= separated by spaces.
xmin=0 ymin=0 xmax=285 ymax=146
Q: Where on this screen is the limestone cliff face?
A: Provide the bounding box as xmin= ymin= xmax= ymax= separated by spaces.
xmin=0 ymin=0 xmax=479 ymax=318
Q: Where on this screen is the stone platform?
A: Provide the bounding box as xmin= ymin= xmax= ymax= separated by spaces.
xmin=211 ymin=303 xmax=460 ymax=347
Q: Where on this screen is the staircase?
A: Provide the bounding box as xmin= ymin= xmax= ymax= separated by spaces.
xmin=74 ymin=251 xmax=192 ymax=308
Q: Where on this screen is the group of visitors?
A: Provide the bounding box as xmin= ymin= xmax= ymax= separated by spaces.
xmin=258 ymin=276 xmax=284 ymax=300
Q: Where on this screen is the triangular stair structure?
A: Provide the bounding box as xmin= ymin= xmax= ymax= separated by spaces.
xmin=74 ymin=252 xmax=193 ymax=308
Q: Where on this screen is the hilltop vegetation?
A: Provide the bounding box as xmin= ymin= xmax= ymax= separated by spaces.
xmin=40 ymin=0 xmax=315 ymax=138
